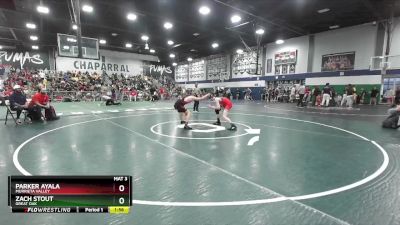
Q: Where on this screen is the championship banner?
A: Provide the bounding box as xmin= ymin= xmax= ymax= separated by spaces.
xmin=274 ymin=50 xmax=297 ymax=65
xmin=232 ymin=48 xmax=262 ymax=78
xmin=0 ymin=50 xmax=50 ymax=75
xmin=321 ymin=52 xmax=355 ymax=72
xmin=175 ymin=64 xmax=189 ymax=82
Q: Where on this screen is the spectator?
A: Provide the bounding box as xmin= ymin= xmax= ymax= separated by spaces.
xmin=395 ymin=86 xmax=400 ymax=105
xmin=344 ymin=84 xmax=355 ymax=108
xmin=297 ymin=84 xmax=306 ymax=107
xmin=321 ymin=83 xmax=332 ymax=107
xmin=358 ymin=88 xmax=367 ymax=104
xmin=290 ymin=86 xmax=296 ymax=103
xmin=304 ymin=86 xmax=311 ymax=106
xmin=28 ymin=87 xmax=59 ymax=121
xmin=245 ymin=88 xmax=252 ymax=101
xmin=370 ymin=86 xmax=379 ymax=105
xmin=192 ymin=83 xmax=201 ymax=112
xmin=235 ymin=88 xmax=240 ymax=100
xmin=311 ymin=86 xmax=321 ymax=106
xmin=129 ymin=89 xmax=138 ymax=102
xmin=9 ymin=85 xmax=29 ymax=124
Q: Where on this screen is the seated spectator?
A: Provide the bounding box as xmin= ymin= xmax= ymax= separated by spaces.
xmin=28 ymin=88 xmax=59 ymax=121
xmin=0 ymin=88 xmax=6 ymax=106
xmin=9 ymin=85 xmax=29 ymax=124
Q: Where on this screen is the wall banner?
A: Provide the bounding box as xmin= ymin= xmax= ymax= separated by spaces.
xmin=0 ymin=50 xmax=50 ymax=75
xmin=321 ymin=52 xmax=355 ymax=72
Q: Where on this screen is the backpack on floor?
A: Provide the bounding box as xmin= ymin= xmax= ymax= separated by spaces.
xmin=382 ymin=111 xmax=400 ymax=129
xmin=28 ymin=106 xmax=42 ymax=121
xmin=45 ymin=106 xmax=59 ymax=121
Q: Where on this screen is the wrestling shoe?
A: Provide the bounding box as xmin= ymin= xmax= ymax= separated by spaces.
xmin=228 ymin=124 xmax=237 ymax=131
xmin=184 ymin=125 xmax=193 ymax=130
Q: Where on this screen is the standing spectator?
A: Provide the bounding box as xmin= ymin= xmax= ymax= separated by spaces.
xmin=130 ymin=89 xmax=138 ymax=102
xmin=225 ymin=87 xmax=232 ymax=100
xmin=297 ymin=84 xmax=305 ymax=107
xmin=341 ymin=88 xmax=348 ymax=107
xmin=9 ymin=85 xmax=29 ymax=124
xmin=235 ymin=88 xmax=240 ymax=100
xmin=312 ymin=86 xmax=321 ymax=106
xmin=345 ymin=84 xmax=355 ymax=108
xmin=359 ymin=88 xmax=367 ymax=104
xmin=289 ymin=86 xmax=296 ymax=103
xmin=245 ymin=88 xmax=252 ymax=100
xmin=395 ymin=86 xmax=400 ymax=105
xmin=321 ymin=83 xmax=332 ymax=107
xmin=193 ymin=83 xmax=201 ymax=112
xmin=370 ymin=86 xmax=379 ymax=105
xmin=303 ymin=86 xmax=311 ymax=106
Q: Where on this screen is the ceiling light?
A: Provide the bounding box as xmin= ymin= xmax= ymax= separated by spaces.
xmin=72 ymin=24 xmax=78 ymax=30
xmin=164 ymin=22 xmax=173 ymax=29
xmin=275 ymin=39 xmax=284 ymax=44
xmin=318 ymin=8 xmax=330 ymax=14
xmin=32 ymin=45 xmax=39 ymax=50
xmin=127 ymin=13 xmax=137 ymax=21
xmin=111 ymin=33 xmax=118 ymax=37
xmin=99 ymin=39 xmax=106 ymax=44
xmin=190 ymin=49 xmax=197 ymax=52
xmin=193 ymin=33 xmax=200 ymax=36
xmin=141 ymin=35 xmax=149 ymax=41
xmin=26 ymin=23 xmax=36 ymax=29
xmin=82 ymin=4 xmax=93 ymax=13
xmin=329 ymin=25 xmax=340 ymax=29
xmin=187 ymin=57 xmax=193 ymax=62
xmin=125 ymin=43 xmax=132 ymax=48
xmin=63 ymin=46 xmax=70 ymax=50
xmin=30 ymin=35 xmax=38 ymax=41
xmin=169 ymin=53 xmax=175 ymax=58
xmin=236 ymin=49 xmax=243 ymax=54
xmin=231 ymin=15 xmax=241 ymax=23
xmin=0 ymin=46 xmax=3 ymax=49
xmin=172 ymin=62 xmax=177 ymax=66
xmin=67 ymin=38 xmax=77 ymax=43
xmin=167 ymin=40 xmax=174 ymax=45
xmin=150 ymin=49 xmax=155 ymax=53
xmin=212 ymin=42 xmax=219 ymax=48
xmin=199 ymin=6 xmax=210 ymax=15
xmin=256 ymin=28 xmax=265 ymax=35
xmin=37 ymin=5 xmax=49 ymax=14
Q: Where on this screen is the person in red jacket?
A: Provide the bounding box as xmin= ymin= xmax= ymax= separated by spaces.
xmin=208 ymin=95 xmax=237 ymax=131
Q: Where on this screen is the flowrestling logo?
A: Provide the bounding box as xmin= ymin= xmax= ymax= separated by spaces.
xmin=0 ymin=51 xmax=44 ymax=69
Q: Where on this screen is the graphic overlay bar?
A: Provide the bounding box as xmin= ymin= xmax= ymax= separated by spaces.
xmin=8 ymin=176 xmax=132 ymax=213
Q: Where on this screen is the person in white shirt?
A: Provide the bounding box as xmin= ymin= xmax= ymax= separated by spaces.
xmin=297 ymin=84 xmax=306 ymax=107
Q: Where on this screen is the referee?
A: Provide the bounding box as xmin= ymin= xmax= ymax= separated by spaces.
xmin=193 ymin=83 xmax=201 ymax=112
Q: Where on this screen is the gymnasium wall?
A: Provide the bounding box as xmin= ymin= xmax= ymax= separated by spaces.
xmin=265 ymin=36 xmax=310 ymax=75
xmin=312 ymin=24 xmax=378 ymax=72
xmin=389 ymin=18 xmax=400 ymax=56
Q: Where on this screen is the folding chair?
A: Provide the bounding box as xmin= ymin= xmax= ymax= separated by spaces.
xmin=4 ymin=100 xmax=28 ymax=125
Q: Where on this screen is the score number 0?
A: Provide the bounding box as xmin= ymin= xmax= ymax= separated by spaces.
xmin=118 ymin=185 xmax=125 ymax=205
